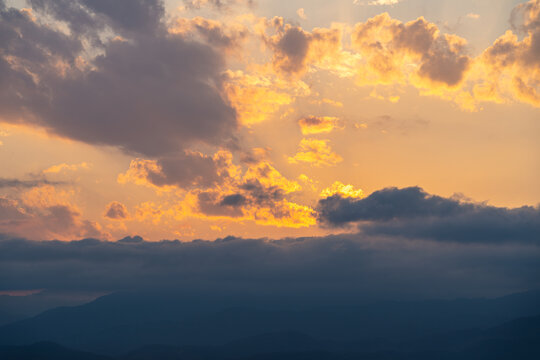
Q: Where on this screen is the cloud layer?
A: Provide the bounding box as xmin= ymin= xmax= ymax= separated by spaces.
xmin=1 ymin=233 xmax=539 ymax=300
xmin=318 ymin=186 xmax=540 ymax=245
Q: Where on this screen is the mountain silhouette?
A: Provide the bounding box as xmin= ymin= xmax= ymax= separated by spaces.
xmin=1 ymin=315 xmax=539 ymax=359
xmin=0 ymin=290 xmax=539 ymax=355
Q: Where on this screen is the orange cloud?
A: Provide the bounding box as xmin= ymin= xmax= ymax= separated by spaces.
xmin=473 ymin=0 xmax=540 ymax=107
xmin=223 ymin=70 xmax=294 ymax=125
xmin=135 ymin=201 xmax=176 ymax=225
xmin=298 ymin=116 xmax=341 ymax=135
xmin=320 ymin=181 xmax=364 ymax=199
xmin=262 ymin=18 xmax=345 ymax=77
xmin=1 ymin=186 xmax=105 ymax=241
xmin=288 ymin=139 xmax=343 ymax=167
xmin=351 ymin=13 xmax=471 ymax=88
xmin=43 ymin=162 xmax=90 ymax=174
xmin=119 ymin=149 xmax=315 ymax=228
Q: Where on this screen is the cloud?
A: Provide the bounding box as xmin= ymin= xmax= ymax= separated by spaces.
xmin=0 ymin=233 xmax=539 ymax=299
xmin=170 ymin=17 xmax=249 ymax=52
xmin=263 ymin=18 xmax=344 ymax=77
xmin=296 ymin=8 xmax=306 ymax=20
xmin=0 ymin=178 xmax=62 ymax=189
xmin=474 ymin=0 xmax=540 ymax=107
xmin=320 ymin=181 xmax=364 ymax=199
xmin=366 ymin=0 xmax=402 ymax=5
xmin=118 ymin=151 xmax=232 ymax=190
xmin=104 ymin=202 xmax=130 ymax=220
xmin=193 ymin=160 xmax=315 ymax=227
xmin=0 ymin=184 xmax=105 ymax=240
xmin=119 ymin=150 xmax=315 ymax=228
xmin=27 ymin=0 xmax=166 ymax=40
xmin=182 ymin=0 xmax=255 ymax=12
xmin=298 ymin=116 xmax=341 ymax=135
xmin=352 ymin=13 xmax=471 ymax=87
xmin=118 ymin=235 xmax=144 ymax=243
xmin=43 ymin=162 xmax=90 ymax=174
xmin=0 ymin=196 xmax=104 ymax=240
xmin=288 ymin=139 xmax=343 ymax=167
xmin=0 ymin=1 xmax=238 ymax=157
xmin=318 ymin=186 xmax=540 ymax=245
xmin=223 ymin=70 xmax=296 ymax=126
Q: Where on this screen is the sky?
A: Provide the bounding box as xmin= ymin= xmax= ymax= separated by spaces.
xmin=1 ymin=0 xmax=539 ymax=243
xmin=0 ymin=0 xmax=539 ymax=300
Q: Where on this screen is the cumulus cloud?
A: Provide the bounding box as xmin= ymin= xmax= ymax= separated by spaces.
xmin=118 ymin=151 xmax=232 ymax=190
xmin=223 ymin=70 xmax=296 ymax=125
xmin=0 ymin=233 xmax=539 ymax=299
xmin=119 ymin=151 xmax=315 ymax=228
xmin=104 ymin=202 xmax=130 ymax=220
xmin=474 ymin=0 xmax=540 ymax=107
xmin=262 ymin=18 xmax=344 ymax=77
xmin=0 ymin=183 xmax=105 ymax=240
xmin=320 ymin=181 xmax=364 ymax=199
xmin=318 ymin=186 xmax=540 ymax=245
xmin=288 ymin=139 xmax=343 ymax=167
xmin=0 ymin=0 xmax=238 ymax=157
xmin=0 ymin=196 xmax=103 ymax=240
xmin=298 ymin=116 xmax=341 ymax=135
xmin=170 ymin=17 xmax=249 ymax=52
xmin=193 ymin=160 xmax=315 ymax=227
xmin=352 ymin=13 xmax=471 ymax=87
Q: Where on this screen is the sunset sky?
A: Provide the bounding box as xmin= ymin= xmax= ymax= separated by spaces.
xmin=1 ymin=0 xmax=539 ymax=243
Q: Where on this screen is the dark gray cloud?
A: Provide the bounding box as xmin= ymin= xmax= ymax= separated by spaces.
xmin=196 ymin=179 xmax=286 ymax=218
xmin=198 ymin=191 xmax=245 ymax=217
xmin=188 ymin=17 xmax=248 ymax=50
xmin=0 ymin=178 xmax=62 ymax=189
xmin=0 ymin=233 xmax=539 ymax=300
xmin=118 ymin=235 xmax=144 ymax=243
xmin=0 ymin=0 xmax=238 ymax=157
xmin=183 ymin=0 xmax=255 ymax=11
xmin=273 ymin=26 xmax=310 ymax=74
xmin=104 ymin=202 xmax=129 ymax=220
xmin=39 ymin=36 xmax=236 ymax=156
xmin=29 ymin=0 xmax=165 ymax=37
xmin=150 ymin=152 xmax=226 ymax=188
xmin=317 ymin=187 xmax=540 ymax=245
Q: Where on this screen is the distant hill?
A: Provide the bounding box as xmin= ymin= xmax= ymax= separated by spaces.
xmin=1 ymin=315 xmax=539 ymax=359
xmin=0 ymin=290 xmax=539 ymax=355
xmin=0 ymin=342 xmax=110 ymax=360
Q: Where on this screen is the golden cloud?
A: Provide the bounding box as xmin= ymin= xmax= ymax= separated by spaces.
xmin=351 ymin=13 xmax=471 ymax=88
xmin=288 ymin=138 xmax=343 ymax=167
xmin=320 ymin=181 xmax=364 ymax=199
xmin=298 ymin=116 xmax=341 ymax=135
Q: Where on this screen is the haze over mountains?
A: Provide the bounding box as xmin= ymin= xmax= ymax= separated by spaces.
xmin=0 ymin=289 xmax=539 ymax=359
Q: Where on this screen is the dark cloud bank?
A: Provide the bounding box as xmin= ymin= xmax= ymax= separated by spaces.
xmin=0 ymin=0 xmax=237 ymax=156
xmin=1 ymin=186 xmax=539 ymax=300
xmin=318 ymin=186 xmax=540 ymax=245
xmin=1 ymin=233 xmax=539 ymax=302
